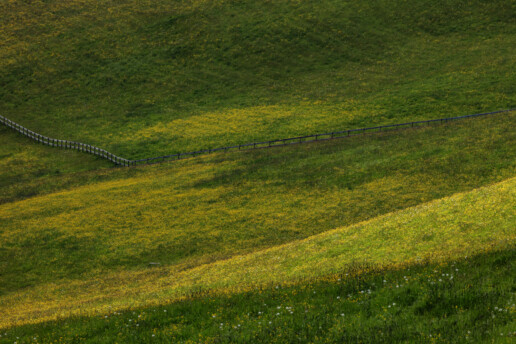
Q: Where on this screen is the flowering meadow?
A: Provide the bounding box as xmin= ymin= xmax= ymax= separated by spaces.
xmin=1 ymin=113 xmax=515 ymax=341
xmin=0 ymin=247 xmax=514 ymax=343
xmin=1 ymin=174 xmax=514 ymax=332
xmin=1 ymin=0 xmax=515 ymax=342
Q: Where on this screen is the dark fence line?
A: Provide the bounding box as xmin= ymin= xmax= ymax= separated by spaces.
xmin=1 ymin=108 xmax=514 ymax=167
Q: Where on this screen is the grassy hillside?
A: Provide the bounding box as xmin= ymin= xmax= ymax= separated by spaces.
xmin=2 ymin=248 xmax=514 ymax=343
xmin=0 ymin=114 xmax=514 ymax=293
xmin=1 ymin=111 xmax=514 ymax=204
xmin=0 ymin=126 xmax=112 ymax=204
xmin=1 ymin=0 xmax=515 ymax=340
xmin=1 ymin=0 xmax=515 ymax=158
xmin=1 ymin=176 xmax=514 ymax=329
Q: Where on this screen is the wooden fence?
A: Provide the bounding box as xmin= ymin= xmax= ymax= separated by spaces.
xmin=1 ymin=108 xmax=514 ymax=167
xmin=0 ymin=115 xmax=130 ymax=166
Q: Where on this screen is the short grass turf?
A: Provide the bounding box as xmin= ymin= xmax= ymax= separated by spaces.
xmin=1 ymin=247 xmax=514 ymax=343
xmin=1 ymin=0 xmax=515 ymax=158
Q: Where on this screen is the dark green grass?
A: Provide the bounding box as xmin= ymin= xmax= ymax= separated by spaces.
xmin=1 ymin=0 xmax=515 ymax=157
xmin=2 ymin=247 xmax=514 ymax=343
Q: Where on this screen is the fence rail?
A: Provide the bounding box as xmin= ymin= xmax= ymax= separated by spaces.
xmin=1 ymin=108 xmax=514 ymax=167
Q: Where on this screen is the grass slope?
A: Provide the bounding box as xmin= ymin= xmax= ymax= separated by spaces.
xmin=2 ymin=248 xmax=514 ymax=343
xmin=1 ymin=176 xmax=514 ymax=329
xmin=0 ymin=126 xmax=112 ymax=204
xmin=1 ymin=0 xmax=515 ymax=158
xmin=1 ymin=112 xmax=514 ymax=205
xmin=0 ymin=114 xmax=514 ymax=292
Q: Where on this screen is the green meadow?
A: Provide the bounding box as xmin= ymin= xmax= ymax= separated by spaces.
xmin=0 ymin=0 xmax=515 ymax=342
xmin=1 ymin=0 xmax=515 ymax=158
xmin=1 ymin=113 xmax=515 ymax=332
xmin=1 ymin=248 xmax=514 ymax=343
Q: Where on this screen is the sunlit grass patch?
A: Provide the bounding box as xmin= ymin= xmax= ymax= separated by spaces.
xmin=125 ymin=102 xmax=370 ymax=153
xmin=0 ymin=177 xmax=514 ymax=329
